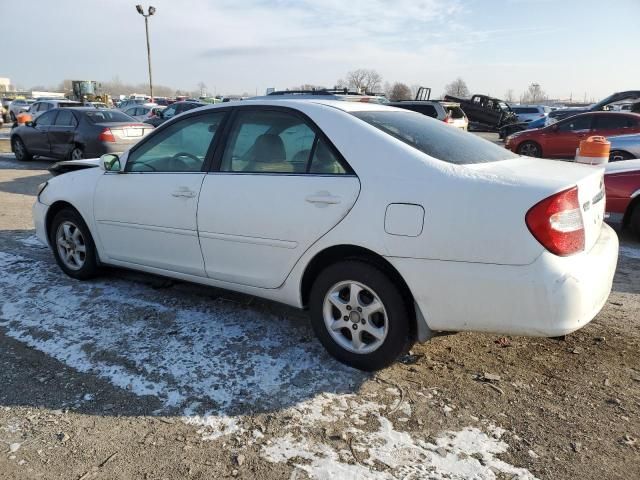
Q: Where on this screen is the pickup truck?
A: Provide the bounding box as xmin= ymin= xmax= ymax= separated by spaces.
xmin=444 ymin=94 xmax=517 ymax=131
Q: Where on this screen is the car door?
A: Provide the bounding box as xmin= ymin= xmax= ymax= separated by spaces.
xmin=545 ymin=114 xmax=593 ymax=157
xmin=48 ymin=109 xmax=78 ymax=158
xmin=93 ymin=110 xmax=228 ymax=276
xmin=197 ymin=107 xmax=360 ymax=289
xmin=24 ymin=110 xmax=57 ymax=156
xmin=592 ymin=114 xmax=639 ymax=137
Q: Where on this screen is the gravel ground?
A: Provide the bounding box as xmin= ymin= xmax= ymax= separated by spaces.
xmin=0 ymin=142 xmax=639 ymax=480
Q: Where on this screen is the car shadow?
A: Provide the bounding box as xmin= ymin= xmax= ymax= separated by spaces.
xmin=0 ymin=230 xmax=368 ymax=421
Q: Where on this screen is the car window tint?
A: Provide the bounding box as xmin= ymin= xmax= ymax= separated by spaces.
xmin=36 ymin=111 xmax=57 ymax=126
xmin=163 ymin=105 xmax=177 ymax=118
xmin=401 ymin=104 xmax=438 ymax=118
xmin=309 ymin=138 xmax=346 ymax=174
xmin=353 ymin=110 xmax=519 ymax=164
xmin=513 ymin=107 xmax=539 ymax=114
xmin=594 ymin=115 xmax=632 ymax=130
xmin=221 ymin=110 xmax=317 ymax=174
xmin=557 ymin=115 xmax=591 ymax=132
xmin=126 ymin=112 xmax=225 ymax=173
xmin=54 ymin=110 xmax=77 ymax=127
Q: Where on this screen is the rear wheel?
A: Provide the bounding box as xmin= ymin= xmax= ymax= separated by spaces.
xmin=69 ymin=146 xmax=84 ymax=160
xmin=10 ymin=111 xmax=16 ymax=122
xmin=12 ymin=137 xmax=32 ymax=161
xmin=609 ymin=150 xmax=634 ymax=162
xmin=50 ymin=208 xmax=99 ymax=280
xmin=309 ymin=260 xmax=412 ymax=371
xmin=517 ymin=141 xmax=542 ymax=158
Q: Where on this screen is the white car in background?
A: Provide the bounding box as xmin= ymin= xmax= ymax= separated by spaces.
xmin=122 ymin=105 xmax=156 ymax=121
xmin=33 ymin=100 xmax=618 ymax=370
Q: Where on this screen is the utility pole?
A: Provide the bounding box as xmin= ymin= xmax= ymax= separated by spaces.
xmin=136 ymin=5 xmax=156 ymax=100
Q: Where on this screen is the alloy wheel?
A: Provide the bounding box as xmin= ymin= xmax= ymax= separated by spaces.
xmin=322 ymin=280 xmax=388 ymax=354
xmin=56 ymin=221 xmax=87 ymax=271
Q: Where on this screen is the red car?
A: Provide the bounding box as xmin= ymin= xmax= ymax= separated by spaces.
xmin=505 ymin=112 xmax=640 ymax=158
xmin=604 ymin=159 xmax=640 ymax=239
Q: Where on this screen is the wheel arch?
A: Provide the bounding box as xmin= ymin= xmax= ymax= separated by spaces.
xmin=299 ymin=244 xmax=419 ymax=338
xmin=623 ymin=193 xmax=640 ymax=227
xmin=45 ymin=201 xmax=87 ymax=244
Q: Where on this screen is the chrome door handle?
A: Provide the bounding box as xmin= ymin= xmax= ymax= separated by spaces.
xmin=305 ymin=193 xmax=341 ymax=205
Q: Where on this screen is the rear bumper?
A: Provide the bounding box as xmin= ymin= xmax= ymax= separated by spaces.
xmin=388 ymin=223 xmax=619 ymax=337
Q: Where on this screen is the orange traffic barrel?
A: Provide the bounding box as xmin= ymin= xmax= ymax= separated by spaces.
xmin=575 ymin=136 xmax=610 ymax=165
xmin=16 ymin=112 xmax=32 ymax=125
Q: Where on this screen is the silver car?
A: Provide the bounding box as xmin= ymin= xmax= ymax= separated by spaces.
xmin=608 ymin=133 xmax=640 ymax=161
xmin=27 ymin=100 xmax=82 ymax=120
xmin=511 ymin=105 xmax=551 ymax=123
xmin=8 ymin=98 xmax=36 ymax=121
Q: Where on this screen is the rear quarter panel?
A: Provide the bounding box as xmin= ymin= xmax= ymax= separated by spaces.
xmin=605 ymin=171 xmax=640 ymax=214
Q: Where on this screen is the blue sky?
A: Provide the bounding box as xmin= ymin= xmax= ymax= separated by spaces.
xmin=4 ymin=0 xmax=640 ymax=99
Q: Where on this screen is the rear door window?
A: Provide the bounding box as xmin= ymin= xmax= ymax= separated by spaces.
xmin=54 ymin=110 xmax=77 ymax=127
xmin=353 ymin=110 xmax=518 ymax=164
xmin=593 ymin=115 xmax=633 ymax=130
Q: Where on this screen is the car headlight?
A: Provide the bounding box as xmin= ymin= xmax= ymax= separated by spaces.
xmin=37 ymin=181 xmax=48 ymax=200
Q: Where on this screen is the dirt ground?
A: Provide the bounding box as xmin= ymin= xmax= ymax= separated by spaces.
xmin=0 ymin=141 xmax=639 ymax=480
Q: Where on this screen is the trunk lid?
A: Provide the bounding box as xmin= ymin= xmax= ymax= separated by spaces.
xmin=468 ymin=157 xmax=606 ymax=253
xmin=95 ymin=122 xmax=153 ymax=142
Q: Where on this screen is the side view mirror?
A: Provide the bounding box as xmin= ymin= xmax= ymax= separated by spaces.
xmin=100 ymin=153 xmax=121 ymax=172
xmin=25 ymin=121 xmax=34 ymax=127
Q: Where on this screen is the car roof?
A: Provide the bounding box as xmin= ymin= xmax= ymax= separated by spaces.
xmin=235 ymin=98 xmax=402 ymax=113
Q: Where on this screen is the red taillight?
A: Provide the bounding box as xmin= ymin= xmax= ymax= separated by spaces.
xmin=445 ymin=117 xmax=455 ymax=124
xmin=525 ymin=186 xmax=584 ymax=256
xmin=98 ymin=128 xmax=116 ymax=142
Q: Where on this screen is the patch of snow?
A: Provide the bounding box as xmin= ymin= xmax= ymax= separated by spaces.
xmin=9 ymin=443 xmax=21 ymax=453
xmin=264 ymin=414 xmax=538 ymax=480
xmin=18 ymin=235 xmax=47 ymax=249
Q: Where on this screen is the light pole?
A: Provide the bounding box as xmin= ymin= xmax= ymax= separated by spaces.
xmin=136 ymin=5 xmax=156 ymax=101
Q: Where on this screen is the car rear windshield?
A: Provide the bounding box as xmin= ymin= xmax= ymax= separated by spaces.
xmin=85 ymin=110 xmax=136 ymax=123
xmin=59 ymin=102 xmax=80 ymax=108
xmin=445 ymin=106 xmax=465 ymax=119
xmin=353 ymin=111 xmax=519 ymax=164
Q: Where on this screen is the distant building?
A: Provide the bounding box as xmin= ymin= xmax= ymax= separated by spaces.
xmin=0 ymin=77 xmax=12 ymax=92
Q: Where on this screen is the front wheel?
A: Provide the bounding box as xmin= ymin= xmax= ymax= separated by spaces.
xmin=50 ymin=208 xmax=99 ymax=280
xmin=12 ymin=137 xmax=32 ymax=161
xmin=517 ymin=141 xmax=542 ymax=158
xmin=309 ymin=260 xmax=412 ymax=371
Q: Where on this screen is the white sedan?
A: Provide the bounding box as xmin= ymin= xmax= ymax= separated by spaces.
xmin=33 ymin=100 xmax=618 ymax=371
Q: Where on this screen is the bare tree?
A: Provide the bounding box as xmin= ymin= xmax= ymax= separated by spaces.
xmin=504 ymin=89 xmax=515 ymax=103
xmin=342 ymin=69 xmax=383 ymax=93
xmin=522 ymin=83 xmax=546 ymax=103
xmin=444 ymin=78 xmax=470 ymax=98
xmin=388 ymin=82 xmax=412 ymax=101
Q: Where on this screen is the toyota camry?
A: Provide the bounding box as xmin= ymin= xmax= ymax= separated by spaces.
xmin=33 ymin=100 xmax=619 ymax=371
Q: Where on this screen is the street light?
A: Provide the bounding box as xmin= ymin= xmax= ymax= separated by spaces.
xmin=136 ymin=5 xmax=155 ymax=101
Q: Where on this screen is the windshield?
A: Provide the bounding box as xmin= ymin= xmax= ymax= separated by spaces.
xmin=353 ymin=111 xmax=519 ymax=164
xmin=85 ymin=110 xmax=137 ymax=123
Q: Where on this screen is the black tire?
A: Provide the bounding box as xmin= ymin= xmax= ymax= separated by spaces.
xmin=12 ymin=137 xmax=32 ymax=162
xmin=630 ymin=206 xmax=640 ymax=241
xmin=10 ymin=111 xmax=16 ymax=122
xmin=609 ymin=150 xmax=634 ymax=162
xmin=517 ymin=140 xmax=542 ymax=158
xmin=309 ymin=260 xmax=412 ymax=371
xmin=49 ymin=208 xmax=99 ymax=280
xmin=69 ymin=145 xmax=84 ymax=160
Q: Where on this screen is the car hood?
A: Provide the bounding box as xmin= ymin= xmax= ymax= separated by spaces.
xmin=49 ymin=158 xmax=100 ymax=176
